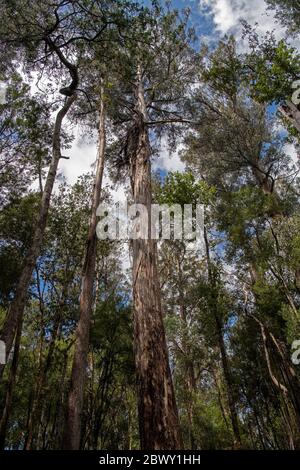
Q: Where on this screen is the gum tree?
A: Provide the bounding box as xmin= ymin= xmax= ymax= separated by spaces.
xmin=108 ymin=4 xmax=196 ymax=449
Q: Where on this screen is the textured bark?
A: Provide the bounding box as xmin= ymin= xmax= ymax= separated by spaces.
xmin=252 ymin=165 xmax=274 ymax=195
xmin=62 ymin=92 xmax=106 ymax=450
xmin=130 ymin=70 xmax=182 ymax=450
xmin=0 ymin=95 xmax=76 ymax=379
xmin=278 ymin=101 xmax=300 ymax=134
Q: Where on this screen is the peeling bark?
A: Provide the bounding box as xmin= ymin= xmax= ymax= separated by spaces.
xmin=130 ymin=69 xmax=182 ymax=450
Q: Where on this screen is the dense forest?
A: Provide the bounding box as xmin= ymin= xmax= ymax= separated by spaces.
xmin=0 ymin=0 xmax=300 ymax=451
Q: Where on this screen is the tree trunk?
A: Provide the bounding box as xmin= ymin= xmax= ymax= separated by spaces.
xmin=24 ymin=305 xmax=63 ymax=449
xmin=130 ymin=69 xmax=182 ymax=450
xmin=0 ymin=312 xmax=23 ymax=448
xmin=278 ymin=101 xmax=300 ymax=134
xmin=51 ymin=349 xmax=69 ymax=449
xmin=62 ymin=91 xmax=106 ymax=450
xmin=0 ymin=95 xmax=76 ymax=378
xmin=176 ymin=254 xmax=197 ymax=449
xmin=203 ymin=225 xmax=241 ymax=448
xmin=246 ymin=275 xmax=300 ymax=447
xmin=216 ymin=317 xmax=242 ymax=448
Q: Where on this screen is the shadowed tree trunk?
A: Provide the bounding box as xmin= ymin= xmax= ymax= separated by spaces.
xmin=215 ymin=316 xmax=241 ymax=448
xmin=176 ymin=252 xmax=197 ymax=449
xmin=203 ymin=226 xmax=241 ymax=448
xmin=129 ymin=68 xmax=182 ymax=450
xmin=24 ymin=272 xmax=71 ymax=450
xmin=0 ymin=312 xmax=23 ymax=448
xmin=62 ymin=90 xmax=106 ymax=450
xmin=0 ymin=94 xmax=76 ymax=379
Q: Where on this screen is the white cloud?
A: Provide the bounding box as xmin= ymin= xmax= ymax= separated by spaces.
xmin=199 ymin=0 xmax=299 ymax=49
xmin=284 ymin=142 xmax=299 ymax=166
xmin=202 ymin=0 xmax=237 ymax=33
xmin=153 ymin=137 xmax=185 ymax=173
xmin=58 ymin=134 xmax=96 ymax=185
xmin=58 ymin=133 xmax=128 ymax=204
xmin=0 ymin=81 xmax=7 ymax=104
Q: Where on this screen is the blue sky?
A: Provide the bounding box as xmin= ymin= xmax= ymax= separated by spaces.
xmin=139 ymin=0 xmax=297 ymax=52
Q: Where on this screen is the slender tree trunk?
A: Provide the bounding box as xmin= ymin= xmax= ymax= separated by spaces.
xmin=0 ymin=312 xmax=23 ymax=448
xmin=130 ymin=69 xmax=182 ymax=450
xmin=246 ymin=273 xmax=300 ymax=446
xmin=212 ymin=367 xmax=230 ymax=434
xmin=203 ymin=225 xmax=241 ymax=448
xmin=27 ymin=267 xmax=72 ymax=449
xmin=0 ymin=95 xmax=76 ymax=378
xmin=51 ymin=350 xmax=69 ymax=449
xmin=25 ymin=308 xmax=62 ymax=449
xmin=62 ymin=91 xmax=106 ymax=450
xmin=176 ymin=255 xmax=197 ymax=449
xmin=215 ymin=317 xmax=242 ymax=448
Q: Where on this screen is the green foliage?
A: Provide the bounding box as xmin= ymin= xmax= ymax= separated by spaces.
xmin=0 ymin=193 xmax=40 ymax=305
xmin=245 ymin=37 xmax=300 ymax=104
xmin=156 ymin=171 xmax=216 ymax=206
xmin=0 ymin=73 xmax=52 ymax=205
xmin=1 ymin=0 xmax=300 ymax=452
xmin=201 ymin=37 xmax=244 ymax=99
xmin=266 ymin=0 xmax=300 ymax=36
